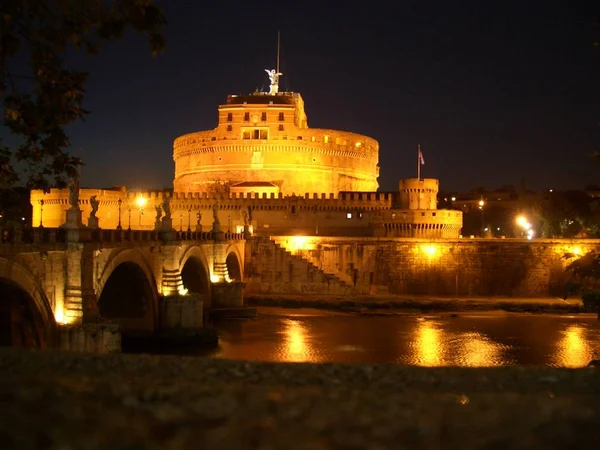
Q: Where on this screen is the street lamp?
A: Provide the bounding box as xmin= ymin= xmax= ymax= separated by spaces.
xmin=127 ymin=207 xmax=131 ymax=231
xmin=117 ymin=198 xmax=122 ymax=230
xmin=39 ymin=199 xmax=44 ymax=228
xmin=187 ymin=208 xmax=191 ymax=232
xmin=179 ymin=214 xmax=183 ymax=232
xmin=516 ymin=215 xmax=534 ymax=239
xmin=136 ymin=196 xmax=147 ymax=228
xmin=478 ymin=199 xmax=485 ymax=237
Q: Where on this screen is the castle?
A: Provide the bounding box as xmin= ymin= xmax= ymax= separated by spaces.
xmin=30 ymin=70 xmax=462 ymax=239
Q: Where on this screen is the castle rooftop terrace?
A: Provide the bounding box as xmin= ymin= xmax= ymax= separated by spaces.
xmin=226 ymin=92 xmax=296 ymax=105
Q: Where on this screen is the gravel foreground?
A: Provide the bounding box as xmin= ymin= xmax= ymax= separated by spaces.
xmin=1 ymin=348 xmax=599 ymax=449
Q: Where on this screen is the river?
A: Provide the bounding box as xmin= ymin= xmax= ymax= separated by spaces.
xmin=204 ymin=308 xmax=600 ymax=367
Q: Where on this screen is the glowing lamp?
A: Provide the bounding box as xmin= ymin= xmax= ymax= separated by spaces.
xmin=516 ymin=215 xmax=527 ymax=227
xmin=136 ymin=197 xmax=147 ymax=208
xmin=422 ymin=245 xmax=437 ymax=256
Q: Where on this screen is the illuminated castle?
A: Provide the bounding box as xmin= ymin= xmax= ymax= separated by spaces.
xmin=30 ymin=69 xmax=463 ymax=238
xmin=173 ymin=91 xmax=379 ymax=196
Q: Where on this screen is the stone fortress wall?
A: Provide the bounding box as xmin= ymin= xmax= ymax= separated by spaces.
xmin=173 ymin=92 xmax=380 ymax=195
xmin=30 ymin=184 xmax=463 ymax=239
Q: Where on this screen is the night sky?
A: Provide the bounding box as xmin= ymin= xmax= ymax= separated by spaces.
xmin=67 ymin=0 xmax=600 ymax=193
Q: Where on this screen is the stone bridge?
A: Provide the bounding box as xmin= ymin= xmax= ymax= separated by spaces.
xmin=0 ymin=226 xmax=245 ymax=350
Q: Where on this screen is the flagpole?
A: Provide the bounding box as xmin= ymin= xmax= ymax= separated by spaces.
xmin=417 ymin=144 xmax=421 ymax=180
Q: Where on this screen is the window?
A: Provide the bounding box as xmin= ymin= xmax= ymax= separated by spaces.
xmin=278 ymin=124 xmax=284 ymax=131
xmin=323 ymin=135 xmax=329 ymax=143
xmin=211 ymin=136 xmax=216 ymax=141
xmin=297 ymin=136 xmax=302 ymax=140
xmin=291 ymin=205 xmax=296 ymax=215
xmin=227 ymin=113 xmax=233 ymax=122
xmin=346 ymin=212 xmax=352 ymax=219
xmin=226 ymin=125 xmax=232 ymax=132
xmin=243 ymin=112 xmax=250 ymax=121
xmin=261 ymin=112 xmax=267 ymax=121
xmin=278 ymin=112 xmax=284 ymax=121
xmin=248 ymin=129 xmax=268 ymax=140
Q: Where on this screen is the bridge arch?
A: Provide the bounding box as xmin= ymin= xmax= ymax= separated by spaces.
xmin=179 ymin=246 xmax=211 ymax=305
xmin=96 ymin=249 xmax=159 ymax=333
xmin=225 ymin=244 xmax=243 ymax=281
xmin=0 ymin=257 xmax=57 ymax=348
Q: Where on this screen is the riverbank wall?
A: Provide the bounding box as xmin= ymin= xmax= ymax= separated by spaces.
xmin=244 ymin=237 xmax=600 ymax=298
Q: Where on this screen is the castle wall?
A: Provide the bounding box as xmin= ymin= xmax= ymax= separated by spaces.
xmin=30 ymin=190 xmax=462 ymax=238
xmin=172 ymin=91 xmax=380 ymax=195
xmin=173 ymin=133 xmax=379 ymax=195
xmin=267 ymin=237 xmax=598 ymax=297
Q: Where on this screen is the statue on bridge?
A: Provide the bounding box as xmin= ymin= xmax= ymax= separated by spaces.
xmin=154 ymin=204 xmax=162 ymax=231
xmin=68 ymin=177 xmax=80 ymax=209
xmin=162 ymin=196 xmax=171 ymax=220
xmin=89 ymin=196 xmax=99 ymax=218
xmin=87 ymin=195 xmax=100 ymax=229
xmin=212 ymin=203 xmax=220 ymax=224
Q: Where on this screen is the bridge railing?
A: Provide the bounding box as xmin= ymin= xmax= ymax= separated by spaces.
xmin=0 ymin=227 xmax=66 ymax=245
xmin=0 ymin=227 xmax=245 ymax=245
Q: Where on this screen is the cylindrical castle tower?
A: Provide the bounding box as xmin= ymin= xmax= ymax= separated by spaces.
xmin=173 ymin=91 xmax=380 ymax=196
xmin=399 ymin=178 xmax=439 ymax=210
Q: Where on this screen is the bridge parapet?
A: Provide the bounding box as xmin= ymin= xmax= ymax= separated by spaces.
xmin=1 ymin=227 xmax=245 ymax=246
xmin=1 ymin=227 xmax=66 ymax=246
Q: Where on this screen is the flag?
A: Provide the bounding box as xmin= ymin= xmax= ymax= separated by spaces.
xmin=418 ymin=148 xmax=425 ymax=165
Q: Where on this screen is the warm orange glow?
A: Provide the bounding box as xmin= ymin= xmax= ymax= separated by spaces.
xmin=460 ymin=332 xmax=504 ymax=367
xmin=516 ymin=215 xmax=527 ymax=227
xmin=421 ymin=244 xmax=438 ymax=257
xmin=554 ymin=326 xmax=591 ymax=368
xmin=414 ymin=320 xmax=444 ymax=366
xmin=478 ymin=200 xmax=484 ymax=207
xmin=281 ymin=319 xmax=317 ymax=362
xmin=136 ymin=196 xmax=147 ymax=208
xmin=54 ymin=307 xmax=67 ymax=325
xmin=285 ymin=236 xmax=315 ymax=253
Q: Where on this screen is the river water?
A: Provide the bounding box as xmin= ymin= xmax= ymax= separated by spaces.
xmin=205 ymin=308 xmax=600 ymax=367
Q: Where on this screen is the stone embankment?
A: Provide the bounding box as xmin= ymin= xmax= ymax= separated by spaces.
xmin=0 ymin=348 xmax=599 ymax=449
xmin=246 ymin=294 xmax=586 ymax=315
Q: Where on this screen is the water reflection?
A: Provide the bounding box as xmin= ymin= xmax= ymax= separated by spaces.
xmin=209 ymin=311 xmax=600 ymax=367
xmin=280 ymin=319 xmax=314 ymax=362
xmin=554 ymin=325 xmax=592 ymax=368
xmin=459 ymin=332 xmax=506 ymax=367
xmin=407 ymin=320 xmax=508 ymax=367
xmin=412 ymin=319 xmax=444 ymax=366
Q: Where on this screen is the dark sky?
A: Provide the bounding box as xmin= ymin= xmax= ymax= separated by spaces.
xmin=68 ymin=0 xmax=600 ymax=193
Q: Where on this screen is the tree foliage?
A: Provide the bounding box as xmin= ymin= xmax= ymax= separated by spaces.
xmin=564 ymin=251 xmax=600 ymax=318
xmin=533 ymin=191 xmax=597 ymax=238
xmin=0 ymin=0 xmax=166 ymax=191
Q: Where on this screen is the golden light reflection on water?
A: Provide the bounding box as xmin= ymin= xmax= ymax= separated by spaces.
xmin=554 ymin=325 xmax=591 ymax=368
xmin=459 ymin=332 xmax=505 ymax=367
xmin=409 ymin=320 xmax=507 ymax=367
xmin=413 ymin=320 xmax=444 ymax=366
xmin=279 ymin=319 xmax=319 ymax=362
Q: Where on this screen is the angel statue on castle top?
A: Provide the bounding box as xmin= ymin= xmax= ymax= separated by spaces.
xmin=265 ymin=68 xmax=283 ymax=95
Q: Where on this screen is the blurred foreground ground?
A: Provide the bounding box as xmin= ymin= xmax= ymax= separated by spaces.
xmin=0 ymin=347 xmax=599 ymax=449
